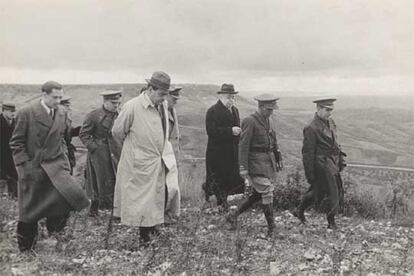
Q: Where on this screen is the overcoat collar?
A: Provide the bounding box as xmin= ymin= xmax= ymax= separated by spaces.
xmin=33 ymin=100 xmax=54 ymax=128
xmin=314 ymin=113 xmax=334 ymax=141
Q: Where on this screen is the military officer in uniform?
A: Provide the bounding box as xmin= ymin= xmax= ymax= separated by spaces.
xmin=226 ymin=93 xmax=283 ymax=238
xmin=79 ymin=91 xmax=122 ymax=216
xmin=60 ymin=96 xmax=81 ymax=175
xmin=292 ymin=98 xmax=346 ymax=230
xmin=0 ymin=102 xmax=18 ymax=197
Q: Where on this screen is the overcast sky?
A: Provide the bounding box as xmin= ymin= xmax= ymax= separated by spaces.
xmin=0 ymin=0 xmax=413 ymax=94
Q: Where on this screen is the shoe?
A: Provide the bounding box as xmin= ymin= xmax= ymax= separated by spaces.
xmin=291 ymin=209 xmax=306 ymax=224
xmin=327 ymin=214 xmax=338 ymax=230
xmin=225 ymin=212 xmax=237 ymax=230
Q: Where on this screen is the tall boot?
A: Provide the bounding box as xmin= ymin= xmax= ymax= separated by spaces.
xmin=17 ymin=221 xmax=38 ymax=252
xmin=225 ymin=193 xmax=259 ymax=230
xmin=327 ymin=214 xmax=337 ymax=230
xmin=261 ymin=204 xmax=276 ymax=237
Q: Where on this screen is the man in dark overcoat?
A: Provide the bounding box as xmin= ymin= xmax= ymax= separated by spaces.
xmin=10 ymin=81 xmax=89 ymax=252
xmin=292 ymin=98 xmax=346 ymax=230
xmin=0 ymin=102 xmax=18 ymax=198
xmin=204 ymin=83 xmax=244 ymax=210
xmin=60 ymin=95 xmax=81 ymax=175
xmin=79 ymin=90 xmax=122 ymax=216
xmin=226 ymin=94 xmax=283 ymax=238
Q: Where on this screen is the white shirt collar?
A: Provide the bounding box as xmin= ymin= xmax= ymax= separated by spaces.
xmin=40 ymin=99 xmax=52 ymax=114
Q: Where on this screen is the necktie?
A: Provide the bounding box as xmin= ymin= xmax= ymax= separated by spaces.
xmin=49 ymin=109 xmax=54 ymax=118
xmin=158 ymin=105 xmax=166 ymax=137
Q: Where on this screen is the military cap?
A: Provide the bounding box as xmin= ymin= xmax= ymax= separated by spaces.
xmin=254 ymin=93 xmax=279 ymax=109
xmin=217 ymin=83 xmax=238 ymax=94
xmin=313 ymin=97 xmax=336 ymax=109
xmin=60 ymin=95 xmax=72 ymax=106
xmin=41 ymin=81 xmax=63 ymax=93
xmin=145 ymin=71 xmax=171 ymax=91
xmin=1 ymin=101 xmax=16 ymax=111
xmin=169 ymin=86 xmax=182 ymax=99
xmin=99 ymin=90 xmax=122 ymax=101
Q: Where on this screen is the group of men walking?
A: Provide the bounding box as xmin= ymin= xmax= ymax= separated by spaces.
xmin=0 ymin=71 xmax=346 ymax=252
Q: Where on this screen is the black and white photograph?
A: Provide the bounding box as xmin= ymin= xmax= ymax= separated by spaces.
xmin=0 ymin=0 xmax=413 ymax=275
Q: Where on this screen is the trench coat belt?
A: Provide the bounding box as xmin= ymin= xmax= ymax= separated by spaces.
xmin=250 ymin=147 xmax=274 ymax=153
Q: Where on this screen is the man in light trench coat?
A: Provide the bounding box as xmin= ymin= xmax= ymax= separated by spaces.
xmin=112 ymin=71 xmax=178 ymax=244
xmin=10 ymin=81 xmax=89 ymax=252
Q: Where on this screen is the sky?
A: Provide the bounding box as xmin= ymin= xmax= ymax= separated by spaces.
xmin=0 ymin=0 xmax=413 ymax=95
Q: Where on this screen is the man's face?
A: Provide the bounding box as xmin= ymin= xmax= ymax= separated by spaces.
xmin=104 ymin=99 xmax=121 ymax=112
xmin=167 ymin=95 xmax=178 ymax=109
xmin=2 ymin=109 xmax=15 ymax=120
xmin=61 ymin=103 xmax=71 ymax=113
xmin=222 ymin=94 xmax=235 ymax=108
xmin=317 ymin=106 xmax=333 ymax=120
xmin=150 ymin=87 xmax=169 ymax=105
xmin=43 ymin=89 xmax=64 ymax=109
xmin=262 ymin=107 xmax=274 ymax=118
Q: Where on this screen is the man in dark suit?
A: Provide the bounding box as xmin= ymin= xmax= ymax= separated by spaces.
xmin=204 ymin=83 xmax=244 ymax=211
xmin=0 ymin=102 xmax=18 ymax=198
xmin=10 ymin=81 xmax=89 ymax=252
xmin=292 ymin=98 xmax=346 ymax=230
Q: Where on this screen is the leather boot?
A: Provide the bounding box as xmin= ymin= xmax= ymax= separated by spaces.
xmin=327 ymin=214 xmax=338 ymax=230
xmin=225 ymin=193 xmax=259 ymax=230
xmin=17 ymin=221 xmax=38 ymax=252
xmin=261 ymin=204 xmax=276 ymax=237
xmin=291 ymin=207 xmax=306 ymax=224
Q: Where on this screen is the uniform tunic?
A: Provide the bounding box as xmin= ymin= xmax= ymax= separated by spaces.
xmin=79 ymin=106 xmax=120 ymax=209
xmin=239 ymin=112 xmax=280 ymax=204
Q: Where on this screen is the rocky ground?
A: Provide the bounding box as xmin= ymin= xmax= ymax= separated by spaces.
xmin=1 ymin=195 xmax=414 ymax=276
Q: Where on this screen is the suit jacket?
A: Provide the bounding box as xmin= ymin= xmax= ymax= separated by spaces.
xmin=0 ymin=113 xmax=17 ymax=180
xmin=205 ymin=100 xmax=243 ymax=194
xmin=10 ymin=100 xmax=89 ymax=222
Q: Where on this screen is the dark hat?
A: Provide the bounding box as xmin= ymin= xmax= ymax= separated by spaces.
xmin=41 ymin=81 xmax=63 ymax=93
xmin=313 ymin=97 xmax=336 ymax=109
xmin=99 ymin=90 xmax=122 ymax=101
xmin=60 ymin=95 xmax=72 ymax=105
xmin=1 ymin=101 xmax=16 ymax=111
xmin=145 ymin=71 xmax=171 ymax=91
xmin=169 ymin=86 xmax=182 ymax=99
xmin=254 ymin=93 xmax=279 ymax=109
xmin=217 ymin=83 xmax=238 ymax=94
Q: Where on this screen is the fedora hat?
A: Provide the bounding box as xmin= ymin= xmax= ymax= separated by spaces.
xmin=145 ymin=71 xmax=171 ymax=91
xmin=217 ymin=83 xmax=238 ymax=94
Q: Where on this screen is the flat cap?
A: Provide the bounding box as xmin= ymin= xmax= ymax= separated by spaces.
xmin=313 ymin=97 xmax=336 ymax=109
xmin=99 ymin=90 xmax=122 ymax=100
xmin=1 ymin=101 xmax=16 ymax=111
xmin=169 ymin=86 xmax=182 ymax=98
xmin=217 ymin=83 xmax=238 ymax=94
xmin=41 ymin=81 xmax=63 ymax=93
xmin=60 ymin=95 xmax=72 ymax=105
xmin=254 ymin=93 xmax=279 ymax=109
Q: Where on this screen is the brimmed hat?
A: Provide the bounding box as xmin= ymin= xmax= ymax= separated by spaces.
xmin=169 ymin=86 xmax=182 ymax=99
xmin=217 ymin=83 xmax=238 ymax=94
xmin=41 ymin=81 xmax=63 ymax=93
xmin=313 ymin=97 xmax=336 ymax=109
xmin=254 ymin=93 xmax=279 ymax=110
xmin=99 ymin=90 xmax=122 ymax=101
xmin=1 ymin=101 xmax=16 ymax=111
xmin=60 ymin=95 xmax=72 ymax=105
xmin=145 ymin=71 xmax=171 ymax=91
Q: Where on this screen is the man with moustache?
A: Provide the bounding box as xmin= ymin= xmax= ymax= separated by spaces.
xmin=79 ymin=90 xmax=122 ymax=216
xmin=112 ymin=71 xmax=177 ymax=244
xmin=204 ymin=83 xmax=244 ymax=211
xmin=10 ymin=81 xmax=89 ymax=252
xmin=292 ymin=98 xmax=346 ymax=230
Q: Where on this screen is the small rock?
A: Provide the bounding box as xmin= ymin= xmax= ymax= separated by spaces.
xmin=298 ymin=263 xmax=308 ymax=271
xmin=207 ymin=224 xmax=216 ymax=230
xmin=304 ymin=249 xmax=316 ymax=261
xmin=391 ymin=243 xmax=403 ymax=250
xmin=270 ymin=262 xmax=281 ymax=275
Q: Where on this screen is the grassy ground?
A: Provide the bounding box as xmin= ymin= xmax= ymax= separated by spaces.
xmin=1 ymin=193 xmax=414 ymax=276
